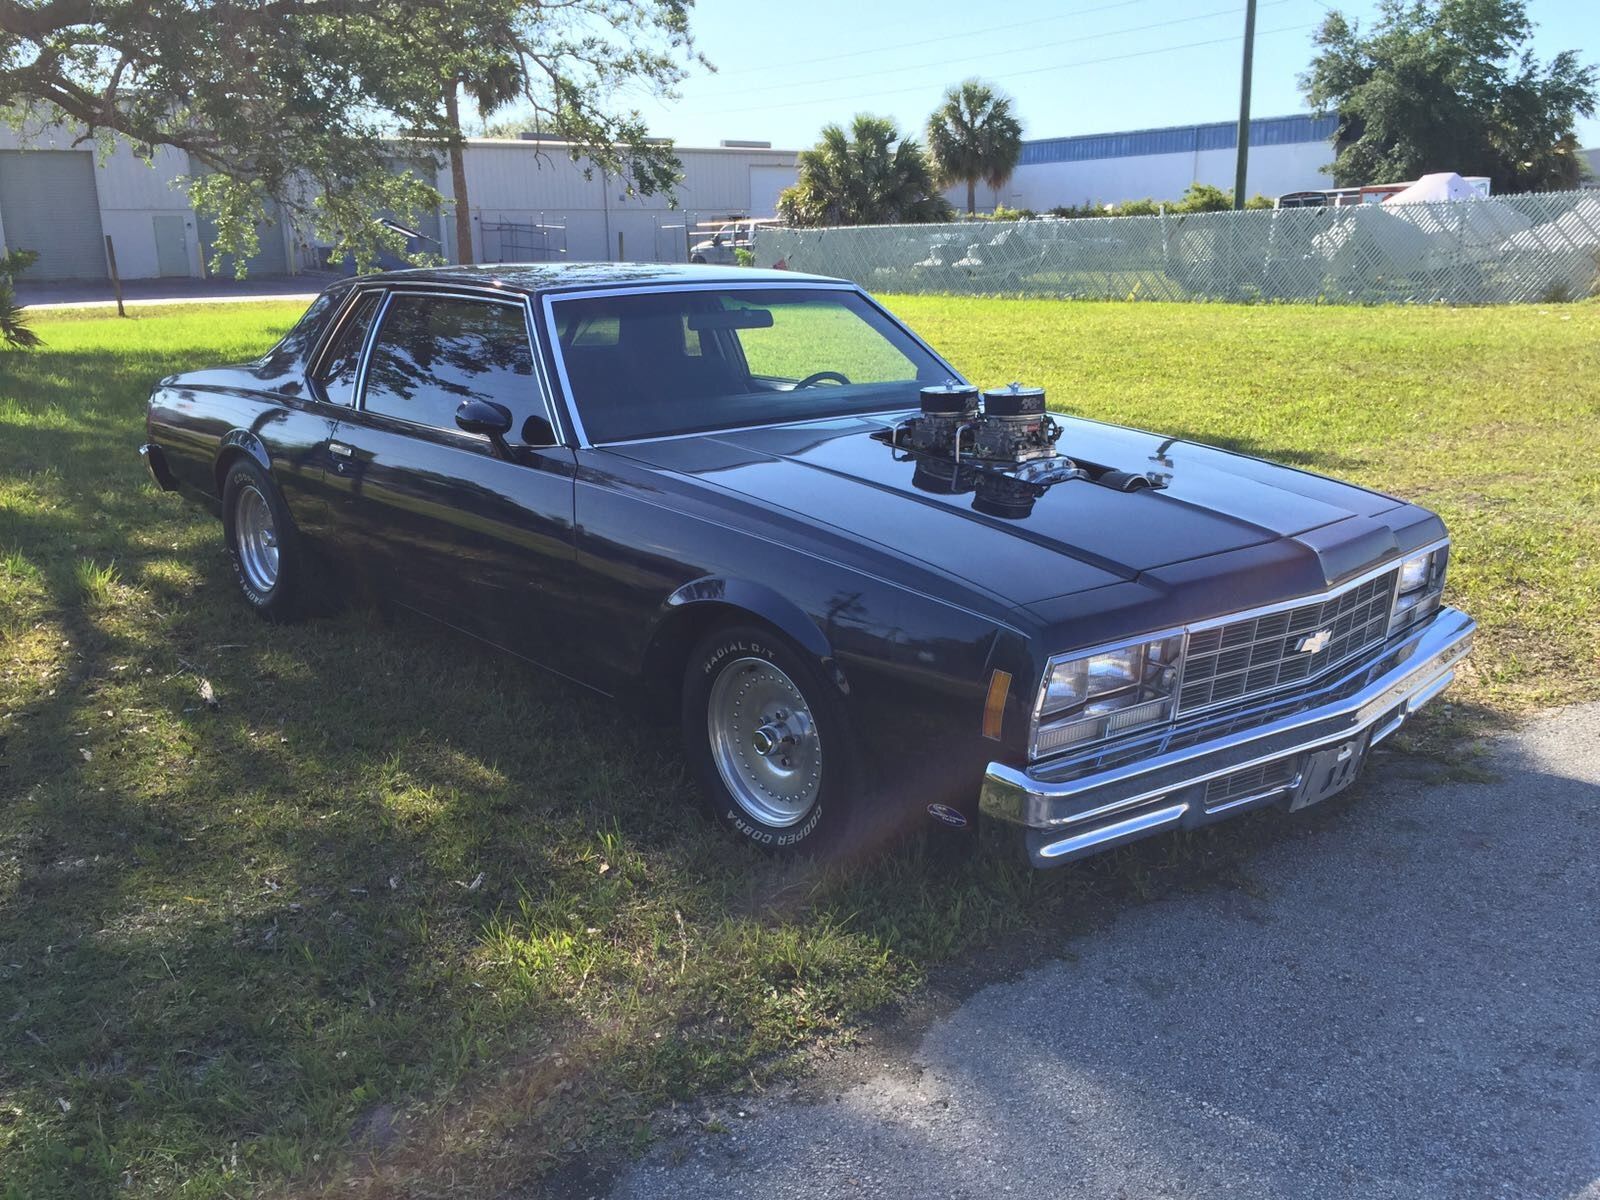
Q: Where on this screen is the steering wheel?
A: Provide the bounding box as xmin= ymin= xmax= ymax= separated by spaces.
xmin=793 ymin=370 xmax=851 ymax=388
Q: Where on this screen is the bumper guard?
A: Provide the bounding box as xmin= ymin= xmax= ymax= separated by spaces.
xmin=139 ymin=443 xmax=178 ymax=492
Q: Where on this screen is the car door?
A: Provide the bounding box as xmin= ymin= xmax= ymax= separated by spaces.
xmin=282 ymin=287 xmax=385 ymax=553
xmin=325 ymin=287 xmax=579 ymax=667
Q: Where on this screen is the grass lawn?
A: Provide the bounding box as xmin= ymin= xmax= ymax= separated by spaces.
xmin=3 ymin=296 xmax=1597 ymax=1198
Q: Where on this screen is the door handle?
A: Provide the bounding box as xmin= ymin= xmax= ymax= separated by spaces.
xmin=329 ymin=441 xmax=354 ymax=459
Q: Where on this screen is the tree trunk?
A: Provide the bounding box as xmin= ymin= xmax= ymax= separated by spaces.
xmin=445 ymin=86 xmax=473 ymax=265
xmin=967 ymin=177 xmax=976 ymax=215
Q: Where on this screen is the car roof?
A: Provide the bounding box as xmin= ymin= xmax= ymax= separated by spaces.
xmin=338 ymin=262 xmax=843 ymax=296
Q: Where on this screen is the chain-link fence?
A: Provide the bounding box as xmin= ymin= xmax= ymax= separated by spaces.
xmin=754 ymin=191 xmax=1600 ymax=305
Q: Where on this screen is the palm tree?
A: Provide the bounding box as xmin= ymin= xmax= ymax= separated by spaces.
xmin=778 ymin=115 xmax=953 ymax=227
xmin=926 ymin=79 xmax=1024 ymax=215
xmin=1 ymin=249 xmax=41 ymax=351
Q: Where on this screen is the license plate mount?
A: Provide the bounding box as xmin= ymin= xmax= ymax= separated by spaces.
xmin=1290 ymin=733 xmax=1370 ymax=812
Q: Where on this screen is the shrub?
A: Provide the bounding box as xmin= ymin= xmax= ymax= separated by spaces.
xmin=1 ymin=248 xmax=41 ymax=350
xmin=1046 ymin=202 xmax=1103 ymax=220
xmin=1174 ymin=183 xmax=1232 ymax=212
xmin=1116 ymin=198 xmax=1162 ymax=216
xmin=1043 ymin=190 xmax=1280 ymax=218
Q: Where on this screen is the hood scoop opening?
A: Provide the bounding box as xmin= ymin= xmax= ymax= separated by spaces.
xmin=874 ymin=383 xmax=1170 ymax=518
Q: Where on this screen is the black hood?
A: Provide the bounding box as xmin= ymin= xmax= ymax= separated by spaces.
xmin=607 ymin=413 xmax=1422 ymax=608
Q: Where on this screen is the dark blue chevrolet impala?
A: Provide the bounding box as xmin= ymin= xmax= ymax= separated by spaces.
xmin=141 ymin=264 xmax=1474 ymax=866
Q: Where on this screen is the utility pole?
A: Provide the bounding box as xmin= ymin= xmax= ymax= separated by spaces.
xmin=1233 ymin=0 xmax=1258 ymax=209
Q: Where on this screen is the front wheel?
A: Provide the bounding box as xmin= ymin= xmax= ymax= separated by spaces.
xmin=682 ymin=625 xmax=859 ymax=857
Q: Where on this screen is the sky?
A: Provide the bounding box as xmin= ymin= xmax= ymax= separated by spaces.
xmin=635 ymin=0 xmax=1600 ymax=152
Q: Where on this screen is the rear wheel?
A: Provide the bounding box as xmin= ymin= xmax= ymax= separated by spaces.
xmin=682 ymin=625 xmax=858 ymax=857
xmin=221 ymin=458 xmax=305 ymax=621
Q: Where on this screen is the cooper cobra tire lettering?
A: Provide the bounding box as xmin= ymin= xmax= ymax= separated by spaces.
xmin=686 ymin=624 xmax=855 ymax=860
xmin=220 ymin=460 xmax=304 ymax=623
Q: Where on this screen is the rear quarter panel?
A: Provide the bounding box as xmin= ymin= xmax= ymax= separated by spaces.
xmin=146 ymin=368 xmax=342 ymax=542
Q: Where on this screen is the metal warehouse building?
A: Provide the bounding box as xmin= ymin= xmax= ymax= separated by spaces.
xmin=0 ymin=126 xmax=798 ymax=281
xmin=960 ymin=113 xmax=1340 ymax=212
xmin=1 ymin=113 xmax=1347 ymax=281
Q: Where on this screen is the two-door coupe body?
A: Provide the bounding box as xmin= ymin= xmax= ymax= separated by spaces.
xmin=141 ymin=264 xmax=1474 ymax=865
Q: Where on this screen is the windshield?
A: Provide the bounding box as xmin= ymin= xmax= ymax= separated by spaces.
xmin=549 ymin=287 xmax=951 ymax=442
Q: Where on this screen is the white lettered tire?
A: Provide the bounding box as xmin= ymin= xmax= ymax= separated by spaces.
xmin=682 ymin=624 xmax=859 ymax=857
xmin=221 ymin=458 xmax=305 ymax=622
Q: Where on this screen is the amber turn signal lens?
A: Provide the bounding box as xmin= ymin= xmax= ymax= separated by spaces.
xmin=983 ymin=669 xmax=1012 ymax=741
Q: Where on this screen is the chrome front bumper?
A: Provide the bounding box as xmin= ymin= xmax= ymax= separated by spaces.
xmin=139 ymin=443 xmax=178 ymax=492
xmin=981 ymin=606 xmax=1475 ymax=867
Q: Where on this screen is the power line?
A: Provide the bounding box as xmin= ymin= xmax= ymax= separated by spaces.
xmin=674 ymin=22 xmax=1318 ymax=117
xmin=712 ymin=0 xmax=1155 ymax=77
xmin=710 ymin=0 xmax=1298 ymax=101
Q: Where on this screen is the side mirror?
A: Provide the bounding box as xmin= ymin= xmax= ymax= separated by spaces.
xmin=712 ymin=233 xmax=724 ymax=246
xmin=456 ymin=398 xmax=513 ymax=458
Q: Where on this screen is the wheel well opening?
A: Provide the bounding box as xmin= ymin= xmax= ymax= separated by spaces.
xmin=214 ymin=447 xmax=249 ymax=500
xmin=644 ymin=603 xmax=785 ymax=702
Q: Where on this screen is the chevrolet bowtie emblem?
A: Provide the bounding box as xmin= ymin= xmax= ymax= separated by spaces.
xmin=1297 ymin=629 xmax=1334 ymax=654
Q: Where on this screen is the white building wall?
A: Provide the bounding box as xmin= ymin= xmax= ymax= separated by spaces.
xmin=991 ymin=140 xmax=1335 ymax=212
xmin=440 ymin=139 xmax=797 ymax=264
xmin=3 ymin=125 xmax=799 ymax=279
xmin=0 ymin=126 xmax=201 ymax=279
xmin=98 ymin=143 xmax=200 ymax=279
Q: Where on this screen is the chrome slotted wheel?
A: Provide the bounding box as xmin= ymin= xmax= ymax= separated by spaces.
xmin=707 ymin=657 xmax=822 ymax=827
xmin=233 ymin=483 xmax=280 ymax=594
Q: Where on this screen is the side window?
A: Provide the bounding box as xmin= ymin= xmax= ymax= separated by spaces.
xmin=311 ymin=291 xmax=381 ymax=406
xmin=267 ymin=292 xmax=336 ymax=362
xmin=361 ymin=294 xmax=541 ymax=433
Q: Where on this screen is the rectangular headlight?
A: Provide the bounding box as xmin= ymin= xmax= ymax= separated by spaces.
xmin=1398 ymin=554 xmax=1431 ymax=594
xmin=1032 ymin=633 xmax=1183 ymax=759
xmin=1390 ymin=542 xmax=1448 ymax=634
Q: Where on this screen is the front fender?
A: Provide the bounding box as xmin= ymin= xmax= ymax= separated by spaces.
xmin=662 ymin=575 xmax=844 ymax=688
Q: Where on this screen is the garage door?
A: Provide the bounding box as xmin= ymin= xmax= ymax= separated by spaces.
xmin=0 ymin=150 xmax=108 ymax=280
xmin=749 ymin=164 xmax=797 ymax=218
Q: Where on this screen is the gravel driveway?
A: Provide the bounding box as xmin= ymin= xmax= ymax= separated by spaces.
xmin=609 ymin=704 xmax=1600 ymax=1200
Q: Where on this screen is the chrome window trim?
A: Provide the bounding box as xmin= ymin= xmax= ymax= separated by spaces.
xmin=352 ymin=286 xmax=564 ymax=447
xmin=1028 ymin=538 xmax=1452 ymax=763
xmin=537 ymin=281 xmax=966 ymax=449
xmin=599 ymin=409 xmax=921 ymax=449
xmin=307 ymin=287 xmax=384 ymax=407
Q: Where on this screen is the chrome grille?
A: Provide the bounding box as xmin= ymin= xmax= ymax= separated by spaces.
xmin=1177 ymin=569 xmax=1398 ymax=716
xmin=1203 ymin=756 xmax=1300 ymax=810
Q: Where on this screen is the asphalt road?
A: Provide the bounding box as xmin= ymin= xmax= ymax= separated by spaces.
xmin=609 ymin=704 xmax=1600 ymax=1200
xmin=17 ymin=274 xmax=323 ymax=310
